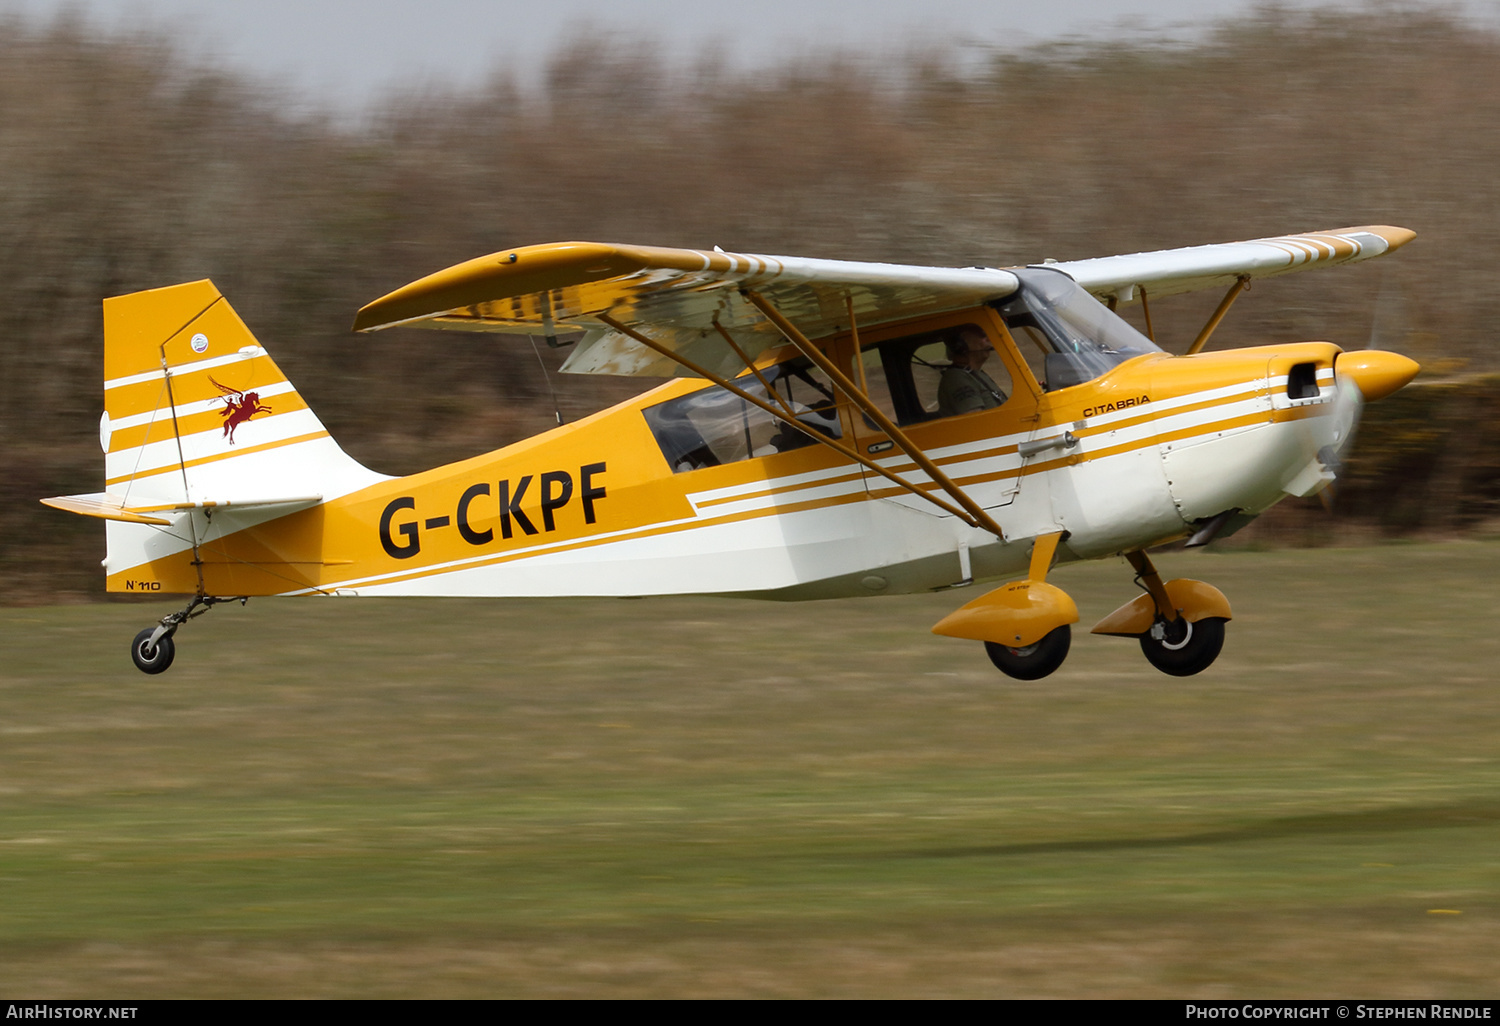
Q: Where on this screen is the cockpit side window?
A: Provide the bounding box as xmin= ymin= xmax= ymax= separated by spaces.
xmin=642 ymin=356 xmax=843 ymax=473
xmin=643 ymin=319 xmax=1026 ymax=472
xmin=993 ymin=267 xmax=1162 ymax=392
xmin=865 ymin=325 xmax=1013 ymax=426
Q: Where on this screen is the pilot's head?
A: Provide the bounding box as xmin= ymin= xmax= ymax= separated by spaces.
xmin=947 ymin=327 xmax=994 ymax=367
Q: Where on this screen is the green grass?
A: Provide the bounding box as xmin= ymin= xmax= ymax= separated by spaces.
xmin=2 ymin=541 xmax=1499 ymax=997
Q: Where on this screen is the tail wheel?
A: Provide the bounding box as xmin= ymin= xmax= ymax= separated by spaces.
xmin=130 ymin=628 xmax=175 ymax=675
xmin=985 ymin=625 xmax=1071 ymax=680
xmin=1139 ymin=616 xmax=1225 ymax=676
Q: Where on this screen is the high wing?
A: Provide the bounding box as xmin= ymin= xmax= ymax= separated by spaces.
xmin=1052 ymin=224 xmax=1414 ymax=304
xmin=353 ymin=243 xmax=1019 ymax=379
xmin=352 ymin=226 xmax=1414 ymax=377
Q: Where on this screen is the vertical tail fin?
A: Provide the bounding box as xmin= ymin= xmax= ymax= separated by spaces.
xmin=49 ymin=280 xmax=391 ymax=593
xmin=101 ymin=280 xmax=382 ymax=507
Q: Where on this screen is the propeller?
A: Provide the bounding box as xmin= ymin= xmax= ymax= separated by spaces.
xmin=1317 ymin=363 xmax=1366 ymax=512
xmin=1319 ymin=273 xmax=1419 ymax=511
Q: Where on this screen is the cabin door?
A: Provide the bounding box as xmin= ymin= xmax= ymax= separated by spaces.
xmin=844 ymin=315 xmax=1040 ymax=517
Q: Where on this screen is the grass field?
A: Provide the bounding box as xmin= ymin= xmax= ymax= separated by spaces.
xmin=2 ymin=541 xmax=1498 ymax=998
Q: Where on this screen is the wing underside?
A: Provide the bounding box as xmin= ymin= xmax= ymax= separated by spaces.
xmin=353 ymin=243 xmax=1021 ymax=378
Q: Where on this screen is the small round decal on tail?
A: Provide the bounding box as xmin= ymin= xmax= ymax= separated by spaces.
xmin=190 ymin=333 xmax=209 ymax=354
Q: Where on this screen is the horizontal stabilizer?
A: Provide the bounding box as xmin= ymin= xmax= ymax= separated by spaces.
xmin=42 ymin=493 xmax=171 ymax=525
xmin=41 ymin=492 xmax=322 ymax=525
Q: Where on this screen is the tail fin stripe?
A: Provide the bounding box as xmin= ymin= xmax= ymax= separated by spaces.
xmin=108 ymin=399 xmax=311 ymax=457
xmin=104 ymin=346 xmax=268 ymax=392
xmin=107 ymin=379 xmax=303 ymax=438
xmin=106 ymin=407 xmax=329 ymax=481
xmin=105 ymin=429 xmax=332 ymax=488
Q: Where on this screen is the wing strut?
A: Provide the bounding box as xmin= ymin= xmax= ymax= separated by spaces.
xmin=1186 ymin=276 xmax=1250 ymax=355
xmin=711 ymin=317 xmax=797 ymax=420
xmin=741 ymin=290 xmax=1007 ymax=541
xmin=595 ymin=312 xmax=985 ymax=528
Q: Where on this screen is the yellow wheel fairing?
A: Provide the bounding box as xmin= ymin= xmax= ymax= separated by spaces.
xmin=1090 ymin=579 xmax=1233 ymax=638
xmin=931 ymin=580 xmax=1080 ymax=649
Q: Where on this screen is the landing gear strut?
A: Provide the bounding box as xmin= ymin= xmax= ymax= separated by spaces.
xmin=129 ymin=595 xmax=245 ymax=674
xmin=1124 ymin=550 xmax=1228 ymax=676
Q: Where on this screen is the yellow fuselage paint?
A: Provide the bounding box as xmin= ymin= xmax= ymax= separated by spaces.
xmin=106 ymin=301 xmax=1349 ymax=598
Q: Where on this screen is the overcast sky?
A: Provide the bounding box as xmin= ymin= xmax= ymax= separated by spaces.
xmin=6 ymin=0 xmax=1498 ymax=112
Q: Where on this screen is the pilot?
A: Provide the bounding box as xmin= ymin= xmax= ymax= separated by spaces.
xmin=937 ymin=327 xmax=1007 ymax=416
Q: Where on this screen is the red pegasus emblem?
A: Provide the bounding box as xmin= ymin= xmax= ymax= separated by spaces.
xmin=209 ymin=376 xmax=273 ymax=445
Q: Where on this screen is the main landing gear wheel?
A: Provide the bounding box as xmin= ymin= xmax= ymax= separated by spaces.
xmin=1139 ymin=616 xmax=1226 ymax=677
xmin=985 ymin=625 xmax=1072 ymax=680
xmin=130 ymin=628 xmax=176 ymax=675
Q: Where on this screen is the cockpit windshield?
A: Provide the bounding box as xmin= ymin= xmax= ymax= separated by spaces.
xmin=994 ymin=267 xmax=1162 ymax=391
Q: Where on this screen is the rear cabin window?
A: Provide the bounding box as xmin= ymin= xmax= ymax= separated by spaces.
xmin=643 ymin=323 xmax=1020 ymax=473
xmin=643 ymin=357 xmax=843 ymax=473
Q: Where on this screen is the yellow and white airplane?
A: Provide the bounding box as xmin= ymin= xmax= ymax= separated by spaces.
xmin=44 ymin=225 xmax=1420 ymax=677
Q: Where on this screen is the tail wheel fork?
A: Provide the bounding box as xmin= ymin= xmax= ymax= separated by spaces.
xmin=129 ymin=595 xmax=246 ymax=674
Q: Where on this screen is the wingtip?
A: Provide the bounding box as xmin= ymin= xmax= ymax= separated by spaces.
xmin=350 ymin=241 xmax=636 ymax=334
xmin=1358 ymin=225 xmax=1417 ymax=251
xmin=350 ymin=306 xmax=381 ymax=333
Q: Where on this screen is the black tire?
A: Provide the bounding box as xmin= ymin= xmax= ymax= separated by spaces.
xmin=1139 ymin=616 xmax=1225 ymax=676
xmin=985 ymin=625 xmax=1071 ymax=680
xmin=131 ymin=628 xmax=175 ymax=675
